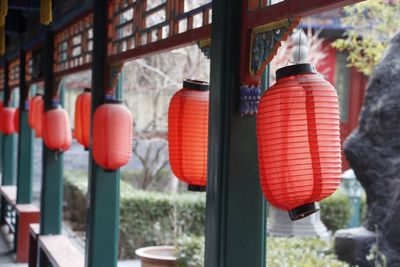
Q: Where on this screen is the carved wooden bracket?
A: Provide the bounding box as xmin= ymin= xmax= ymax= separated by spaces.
xmin=249 ymin=17 xmax=300 ymax=77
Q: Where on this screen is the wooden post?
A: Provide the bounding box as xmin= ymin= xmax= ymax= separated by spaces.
xmin=38 ymin=28 xmax=64 ymax=267
xmin=1 ymin=60 xmax=16 ymax=186
xmin=16 ymin=49 xmax=34 ymax=204
xmin=204 ymin=0 xmax=267 ymax=267
xmin=0 ymin=60 xmax=16 ymax=226
xmin=85 ymin=1 xmax=121 ymax=266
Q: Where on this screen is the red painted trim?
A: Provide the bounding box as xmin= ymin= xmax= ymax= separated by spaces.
xmin=54 ymin=63 xmax=92 ymax=78
xmin=107 ymin=25 xmax=211 ymax=64
xmin=26 ymin=78 xmax=45 ymax=86
xmin=247 ymin=0 xmax=364 ymax=29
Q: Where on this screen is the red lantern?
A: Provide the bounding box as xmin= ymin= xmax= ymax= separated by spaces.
xmin=74 ymin=89 xmax=91 ymax=149
xmin=43 ymin=105 xmax=72 ymax=152
xmin=92 ymin=100 xmax=133 ymax=170
xmin=29 ymin=95 xmax=42 ymax=129
xmin=256 ymin=64 xmax=341 ymax=220
xmin=14 ymin=108 xmax=19 ymax=133
xmin=168 ymin=80 xmax=209 ymax=191
xmin=33 ymin=98 xmax=44 ymax=138
xmin=0 ymin=107 xmax=17 ymax=135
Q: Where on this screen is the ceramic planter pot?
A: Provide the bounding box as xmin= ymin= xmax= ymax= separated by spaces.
xmin=135 ymin=246 xmax=176 ymax=267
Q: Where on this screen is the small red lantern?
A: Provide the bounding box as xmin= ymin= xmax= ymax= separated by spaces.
xmin=14 ymin=108 xmax=19 ymax=133
xmin=256 ymin=64 xmax=341 ymax=220
xmin=33 ymin=98 xmax=44 ymax=138
xmin=29 ymin=95 xmax=42 ymax=129
xmin=0 ymin=107 xmax=17 ymax=135
xmin=168 ymin=80 xmax=209 ymax=191
xmin=43 ymin=103 xmax=72 ymax=152
xmin=92 ymin=100 xmax=133 ymax=170
xmin=74 ymin=89 xmax=91 ymax=149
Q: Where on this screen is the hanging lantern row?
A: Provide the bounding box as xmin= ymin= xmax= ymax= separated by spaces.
xmin=92 ymin=99 xmax=133 ymax=171
xmin=168 ymin=80 xmax=209 ymax=192
xmin=43 ymin=100 xmax=72 ymax=152
xmin=256 ymin=63 xmax=341 ymax=220
xmin=74 ymin=89 xmax=91 ymax=150
xmin=0 ymin=106 xmax=16 ymax=135
xmin=166 ymin=65 xmax=341 ymax=221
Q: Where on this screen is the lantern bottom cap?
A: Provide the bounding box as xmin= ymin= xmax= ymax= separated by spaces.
xmin=288 ymin=202 xmax=320 ymax=221
xmin=188 ymin=185 xmax=206 ymax=192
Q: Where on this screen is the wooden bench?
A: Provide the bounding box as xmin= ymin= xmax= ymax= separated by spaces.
xmin=38 ymin=235 xmax=84 ymax=267
xmin=15 ymin=204 xmax=40 ymax=262
xmin=0 ymin=186 xmax=40 ymax=263
xmin=29 ymin=224 xmax=40 ymax=267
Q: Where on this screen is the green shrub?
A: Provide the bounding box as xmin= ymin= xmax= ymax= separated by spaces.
xmin=320 ymin=189 xmax=352 ymax=232
xmin=174 ymin=236 xmax=347 ymax=267
xmin=63 ymin=172 xmax=205 ymax=259
xmin=175 ymin=235 xmax=205 ymax=267
xmin=267 ymin=237 xmax=348 ymax=267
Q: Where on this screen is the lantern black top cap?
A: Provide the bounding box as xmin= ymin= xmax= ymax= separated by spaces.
xmin=276 ymin=63 xmax=317 ymax=80
xmin=105 ymin=98 xmax=123 ymax=104
xmin=183 ymin=79 xmax=209 ymax=91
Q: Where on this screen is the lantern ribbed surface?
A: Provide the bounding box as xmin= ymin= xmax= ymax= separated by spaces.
xmin=34 ymin=98 xmax=44 ymax=138
xmin=256 ymin=64 xmax=341 ymax=220
xmin=29 ymin=95 xmax=42 ymax=128
xmin=14 ymin=108 xmax=19 ymax=133
xmin=43 ymin=107 xmax=72 ymax=152
xmin=92 ymin=101 xmax=133 ymax=171
xmin=168 ymin=80 xmax=209 ymax=191
xmin=0 ymin=107 xmax=16 ymax=135
xmin=74 ymin=90 xmax=91 ymax=149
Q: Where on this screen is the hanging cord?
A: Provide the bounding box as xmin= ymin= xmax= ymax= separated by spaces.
xmin=0 ymin=0 xmax=7 ymax=26
xmin=40 ymin=0 xmax=52 ymax=25
xmin=297 ymin=22 xmax=303 ymax=64
xmin=0 ymin=0 xmax=7 ymax=56
xmin=286 ymin=21 xmax=303 ymax=66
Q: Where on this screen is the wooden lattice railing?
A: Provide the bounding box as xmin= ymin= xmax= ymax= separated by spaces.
xmin=9 ymin=59 xmax=20 ymax=89
xmin=108 ymin=0 xmax=212 ymax=60
xmin=53 ymin=13 xmax=93 ymax=76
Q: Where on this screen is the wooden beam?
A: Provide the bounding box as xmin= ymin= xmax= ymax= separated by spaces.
xmin=107 ymin=24 xmax=211 ymax=64
xmin=247 ymin=0 xmax=364 ymax=29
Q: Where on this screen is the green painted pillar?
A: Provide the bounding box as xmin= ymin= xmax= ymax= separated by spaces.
xmin=2 ymin=60 xmax=16 ymax=186
xmin=0 ymin=61 xmax=15 ymax=226
xmin=38 ymin=28 xmax=64 ymax=267
xmin=204 ymin=0 xmax=267 ymax=266
xmin=85 ymin=1 xmax=121 ymax=266
xmin=16 ymin=50 xmax=34 ymax=204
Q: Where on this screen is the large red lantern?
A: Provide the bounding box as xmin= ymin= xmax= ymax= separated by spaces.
xmin=43 ymin=104 xmax=72 ymax=152
xmin=14 ymin=108 xmax=19 ymax=133
xmin=168 ymin=80 xmax=209 ymax=191
xmin=33 ymin=98 xmax=44 ymax=138
xmin=92 ymin=100 xmax=133 ymax=170
xmin=0 ymin=107 xmax=17 ymax=135
xmin=29 ymin=95 xmax=42 ymax=128
xmin=256 ymin=64 xmax=341 ymax=220
xmin=74 ymin=89 xmax=91 ymax=149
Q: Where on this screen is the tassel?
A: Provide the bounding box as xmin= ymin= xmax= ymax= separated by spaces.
xmin=40 ymin=0 xmax=52 ymax=25
xmin=0 ymin=26 xmax=5 ymax=56
xmin=0 ymin=0 xmax=8 ymax=27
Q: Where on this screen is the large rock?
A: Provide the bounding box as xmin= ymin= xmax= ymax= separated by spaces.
xmin=336 ymin=32 xmax=400 ymax=266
